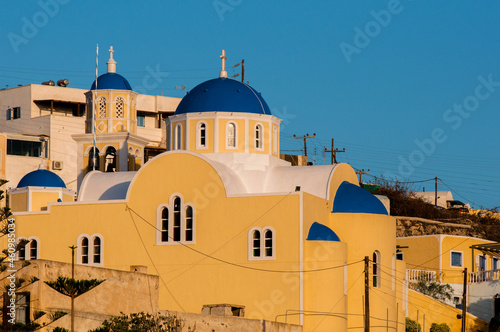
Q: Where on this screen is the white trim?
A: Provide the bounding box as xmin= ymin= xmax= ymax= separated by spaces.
xmin=373 ymin=250 xmax=381 ymax=288
xmin=254 ymin=122 xmax=264 ymax=151
xmin=450 ymin=250 xmax=463 ymax=268
xmin=225 ymin=121 xmax=238 ymax=149
xmin=214 ymin=113 xmax=219 ymax=153
xmin=195 ymin=121 xmax=208 ymax=150
xmin=244 ymin=119 xmax=249 ymax=153
xmin=156 ymin=194 xmax=195 ymax=245
xmin=299 ymin=190 xmax=303 ymax=325
xmin=248 ymin=226 xmax=275 ymax=261
xmin=76 ymin=233 xmax=103 ymax=267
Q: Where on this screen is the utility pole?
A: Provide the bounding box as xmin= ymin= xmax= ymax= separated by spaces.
xmin=70 ymin=245 xmax=77 ymax=332
xmin=323 ymin=138 xmax=345 ymax=164
xmin=356 ymin=169 xmax=370 ymax=184
xmin=461 ymin=267 xmax=468 ymax=332
xmin=232 ymin=59 xmax=245 ymax=83
xmin=293 ymin=133 xmax=316 ymax=161
xmin=435 ymin=177 xmax=438 ymax=206
xmin=364 ymin=256 xmax=370 ymax=332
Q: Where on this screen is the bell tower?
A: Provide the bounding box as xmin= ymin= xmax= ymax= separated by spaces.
xmin=73 ymin=46 xmax=149 ymax=189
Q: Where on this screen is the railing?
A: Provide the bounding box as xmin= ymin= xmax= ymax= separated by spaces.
xmin=468 ymin=269 xmax=500 ymax=284
xmin=406 ymin=269 xmax=437 ymax=283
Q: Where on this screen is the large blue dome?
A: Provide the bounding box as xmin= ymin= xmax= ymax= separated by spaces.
xmin=175 ymin=78 xmax=272 ymax=115
xmin=90 ymin=73 xmax=132 ymax=91
xmin=17 ymin=169 xmax=66 ymax=188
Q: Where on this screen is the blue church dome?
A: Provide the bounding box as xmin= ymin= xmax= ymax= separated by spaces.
xmin=17 ymin=169 xmax=66 ymax=188
xmin=90 ymin=73 xmax=132 ymax=91
xmin=175 ymin=78 xmax=272 ymax=115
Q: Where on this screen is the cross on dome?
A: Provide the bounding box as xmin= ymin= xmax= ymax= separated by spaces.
xmin=219 ymin=49 xmax=228 ymax=78
xmin=107 ymin=46 xmax=117 ymax=73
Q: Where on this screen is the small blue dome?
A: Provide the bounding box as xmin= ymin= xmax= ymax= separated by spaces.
xmin=307 ymin=222 xmax=341 ymax=241
xmin=90 ymin=73 xmax=132 ymax=91
xmin=17 ymin=169 xmax=66 ymax=188
xmin=175 ymin=78 xmax=271 ymax=115
xmin=332 ymin=181 xmax=388 ymax=215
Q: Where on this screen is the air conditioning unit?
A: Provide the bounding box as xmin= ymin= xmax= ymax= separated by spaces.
xmin=52 ymin=161 xmax=63 ymax=170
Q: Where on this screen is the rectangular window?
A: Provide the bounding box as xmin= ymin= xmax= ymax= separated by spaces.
xmin=13 ymin=107 xmax=21 ymax=119
xmin=15 ymin=292 xmax=30 ymax=324
xmin=451 ymin=251 xmax=462 ymax=267
xmin=6 ymin=108 xmax=12 ymax=120
xmin=493 ymin=257 xmax=499 ymax=270
xmin=137 ymin=115 xmax=145 ymax=127
xmin=7 ymin=139 xmax=43 ymax=157
xmin=396 ymin=252 xmax=404 ymax=261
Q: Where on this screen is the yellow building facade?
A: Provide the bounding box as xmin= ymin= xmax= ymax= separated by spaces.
xmin=5 ymin=51 xmax=411 ymax=331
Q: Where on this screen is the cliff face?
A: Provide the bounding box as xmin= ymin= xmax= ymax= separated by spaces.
xmin=396 ymin=217 xmax=488 ymax=239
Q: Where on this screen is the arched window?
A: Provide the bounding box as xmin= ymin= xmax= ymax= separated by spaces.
xmin=227 ymin=123 xmax=236 ymax=148
xmin=255 ymin=124 xmax=263 ymax=150
xmin=17 ymin=239 xmax=27 ymax=261
xmin=373 ymin=250 xmax=381 ymax=288
xmin=264 ymin=230 xmax=273 ymax=257
xmin=98 ymin=96 xmax=107 ymax=118
xmin=174 ymin=124 xmax=182 ymax=150
xmin=88 ymin=147 xmax=100 ymax=172
xmin=93 ymin=237 xmax=101 ymax=264
xmin=185 ymin=206 xmax=193 ymax=242
xmin=78 ymin=234 xmax=103 ymax=266
xmin=249 ymin=227 xmax=275 ymax=260
xmin=105 ymin=146 xmax=117 ymax=172
xmin=30 ymin=239 xmax=38 ymax=260
xmin=115 ymin=97 xmax=124 ymax=118
xmin=82 ymin=237 xmax=89 ymax=264
xmin=197 ymin=122 xmax=207 ymax=148
xmin=157 ymin=197 xmax=195 ymax=245
xmin=173 ymin=197 xmax=181 ymax=241
xmin=252 ymin=230 xmax=261 ymax=257
xmin=161 ymin=207 xmax=169 ymax=242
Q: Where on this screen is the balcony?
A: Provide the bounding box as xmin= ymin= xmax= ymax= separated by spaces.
xmin=468 ymin=269 xmax=500 ymax=284
xmin=406 ymin=269 xmax=437 ymax=283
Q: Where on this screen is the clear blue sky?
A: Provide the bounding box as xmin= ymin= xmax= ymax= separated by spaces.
xmin=1 ymin=1 xmax=499 ymax=209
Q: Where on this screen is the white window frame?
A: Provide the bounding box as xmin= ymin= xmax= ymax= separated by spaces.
xmin=226 ymin=122 xmax=237 ymax=149
xmin=248 ymin=226 xmax=275 ymax=261
xmin=156 ymin=194 xmax=195 ymax=245
xmin=450 ymin=250 xmax=463 ymax=267
xmin=196 ymin=121 xmax=208 ymax=149
xmin=174 ymin=124 xmax=182 ymax=150
xmin=254 ymin=123 xmax=264 ymax=151
xmin=76 ymin=233 xmax=103 ymax=267
xmin=373 ymin=250 xmax=381 ymax=288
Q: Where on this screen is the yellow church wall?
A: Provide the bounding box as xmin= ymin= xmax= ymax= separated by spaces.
xmin=331 ymin=213 xmax=399 ymax=331
xmin=127 ymin=152 xmax=304 ymax=324
xmin=407 ymin=289 xmax=487 ymax=332
xmin=217 ymin=118 xmax=246 ymax=153
xmin=31 ymin=192 xmax=60 ymax=211
xmin=10 ymin=192 xmax=27 ymax=212
xmin=303 ymin=240 xmax=348 ymax=331
xmin=9 ymin=152 xmax=317 ymax=327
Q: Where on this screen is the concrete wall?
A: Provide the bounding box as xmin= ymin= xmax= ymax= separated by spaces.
xmin=166 ymin=310 xmax=303 ymax=332
xmin=0 ymin=259 xmax=159 ymax=332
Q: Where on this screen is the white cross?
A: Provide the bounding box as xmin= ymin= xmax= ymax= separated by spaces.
xmin=109 ymin=46 xmax=114 ymax=60
xmin=219 ymin=50 xmax=227 ymax=78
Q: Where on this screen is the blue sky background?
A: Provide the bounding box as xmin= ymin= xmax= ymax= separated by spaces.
xmin=0 ymin=1 xmax=498 ymax=209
